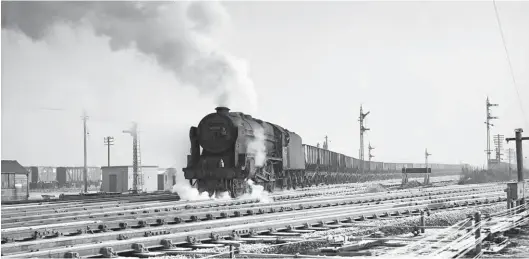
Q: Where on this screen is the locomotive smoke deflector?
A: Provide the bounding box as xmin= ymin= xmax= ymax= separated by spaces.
xmin=215 ymin=107 xmax=230 ymax=115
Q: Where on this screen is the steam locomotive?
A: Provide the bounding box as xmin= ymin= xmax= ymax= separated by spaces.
xmin=183 ymin=107 xmax=463 ymax=198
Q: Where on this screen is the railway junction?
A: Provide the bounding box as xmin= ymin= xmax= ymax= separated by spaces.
xmin=2 ymin=129 xmax=528 ymax=258
xmin=2 ymin=174 xmax=528 ymax=259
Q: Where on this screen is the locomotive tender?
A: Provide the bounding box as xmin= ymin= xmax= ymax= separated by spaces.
xmin=183 ymin=107 xmax=463 ymax=198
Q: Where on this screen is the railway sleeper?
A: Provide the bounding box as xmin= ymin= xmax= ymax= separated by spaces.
xmin=100 ymin=247 xmax=118 ymax=258
xmin=1 ymin=193 xmax=505 ymax=249
xmin=316 ymin=221 xmax=341 ymax=229
xmin=267 ymin=227 xmax=301 ymax=237
xmin=204 ymin=233 xmax=244 ymax=250
xmin=1 ymin=187 xmax=492 ymax=226
xmin=286 ymin=224 xmax=316 ymax=233
xmin=144 ymin=230 xmax=170 ymax=237
xmin=63 ymin=252 xmax=80 ymax=258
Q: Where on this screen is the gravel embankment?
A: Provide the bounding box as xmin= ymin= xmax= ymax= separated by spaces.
xmin=165 ymin=203 xmax=506 ymax=258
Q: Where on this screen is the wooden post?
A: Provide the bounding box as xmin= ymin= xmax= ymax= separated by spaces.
xmin=230 ymin=245 xmax=235 ymax=259
xmin=420 ymin=210 xmax=425 ymax=233
xmin=474 ymin=211 xmax=482 ymax=255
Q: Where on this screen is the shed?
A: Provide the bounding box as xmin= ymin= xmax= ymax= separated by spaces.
xmin=157 ymin=168 xmax=177 ymax=191
xmin=2 ymin=160 xmax=29 ymax=201
xmin=101 ymin=165 xmax=159 ymax=193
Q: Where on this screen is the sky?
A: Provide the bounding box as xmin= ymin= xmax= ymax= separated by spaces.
xmin=1 ymin=1 xmax=528 ymax=169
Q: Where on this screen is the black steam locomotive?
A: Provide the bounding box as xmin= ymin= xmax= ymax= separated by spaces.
xmin=183 ymin=107 xmax=464 ymax=198
xmin=183 ymin=107 xmax=305 ymax=198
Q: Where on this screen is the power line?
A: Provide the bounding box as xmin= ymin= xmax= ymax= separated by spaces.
xmin=492 ymin=0 xmax=529 ymax=128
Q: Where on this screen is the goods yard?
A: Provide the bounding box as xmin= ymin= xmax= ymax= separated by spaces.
xmin=2 ymin=175 xmax=528 ymax=258
xmin=1 ymin=113 xmax=528 ymax=258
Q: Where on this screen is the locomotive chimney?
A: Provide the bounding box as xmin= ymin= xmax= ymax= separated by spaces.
xmin=215 ymin=107 xmax=230 ymax=115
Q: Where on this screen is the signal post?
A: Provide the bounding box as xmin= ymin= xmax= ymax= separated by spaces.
xmin=505 ymin=128 xmax=529 ymax=211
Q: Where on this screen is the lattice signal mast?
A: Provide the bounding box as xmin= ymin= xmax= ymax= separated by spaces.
xmin=485 ymin=97 xmax=499 ymax=169
xmin=81 ymin=111 xmax=89 ymax=193
xmin=123 ymin=122 xmax=140 ymax=193
xmin=493 ymin=134 xmax=505 ymax=163
xmin=359 ymin=105 xmax=370 ymax=174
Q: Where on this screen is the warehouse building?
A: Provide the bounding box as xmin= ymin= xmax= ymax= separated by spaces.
xmin=2 ymin=160 xmax=29 ymax=201
xmin=101 ymin=165 xmax=159 ymax=193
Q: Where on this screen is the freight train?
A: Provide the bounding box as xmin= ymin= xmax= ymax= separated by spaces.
xmin=25 ymin=166 xmax=102 ymax=189
xmin=183 ymin=107 xmax=465 ymax=198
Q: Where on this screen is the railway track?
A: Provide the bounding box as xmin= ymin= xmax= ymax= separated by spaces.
xmin=1 ymin=183 xmax=506 ymax=258
xmin=1 ymin=187 xmax=375 ymax=224
xmin=1 ymin=182 xmax=498 ymax=227
xmin=1 ymin=186 xmax=502 ymax=243
xmin=1 ymin=185 xmax=501 ymax=231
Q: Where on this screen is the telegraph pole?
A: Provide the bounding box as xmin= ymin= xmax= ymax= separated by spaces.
xmin=368 ymin=143 xmax=375 ymax=172
xmin=104 ymin=136 xmax=114 ymax=167
xmin=485 ymin=97 xmax=499 ymax=169
xmin=506 ymin=129 xmax=529 ymax=207
xmin=123 ymin=123 xmax=139 ymax=193
xmin=506 ymin=129 xmax=529 ymax=182
xmin=359 ymin=105 xmax=370 ymax=174
xmin=81 ymin=111 xmax=89 ymax=193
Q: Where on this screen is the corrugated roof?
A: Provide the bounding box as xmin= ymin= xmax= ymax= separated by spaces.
xmin=1 ymin=160 xmax=29 ymax=175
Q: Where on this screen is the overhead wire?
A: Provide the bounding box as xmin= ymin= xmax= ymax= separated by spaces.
xmin=492 ymin=0 xmax=529 ymax=128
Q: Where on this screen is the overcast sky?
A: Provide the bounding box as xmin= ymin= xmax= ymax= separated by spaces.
xmin=2 ymin=1 xmax=528 ymax=169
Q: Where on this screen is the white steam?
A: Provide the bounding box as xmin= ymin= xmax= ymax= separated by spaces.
xmin=238 ymin=179 xmax=272 ymax=203
xmin=171 ymin=170 xmax=210 ymax=201
xmin=170 ymin=170 xmax=233 ymax=201
xmin=1 ymin=1 xmax=257 ymax=112
xmin=241 ymin=125 xmax=273 ymax=203
xmin=247 ymin=126 xmax=267 ymax=167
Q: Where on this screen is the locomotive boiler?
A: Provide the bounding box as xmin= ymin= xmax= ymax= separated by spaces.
xmin=183 ymin=107 xmax=305 ymax=198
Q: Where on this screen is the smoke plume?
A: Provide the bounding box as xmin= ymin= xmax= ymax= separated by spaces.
xmin=1 ymin=1 xmax=258 ymax=112
xmin=247 ymin=126 xmax=267 ymax=167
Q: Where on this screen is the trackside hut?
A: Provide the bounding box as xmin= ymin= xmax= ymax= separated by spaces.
xmin=101 ymin=165 xmax=159 ymax=193
xmin=1 ymin=160 xmax=30 ymax=201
